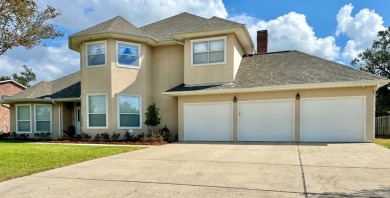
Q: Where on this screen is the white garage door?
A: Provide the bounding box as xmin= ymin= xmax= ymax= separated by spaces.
xmin=238 ymin=100 xmax=294 ymax=141
xmin=184 ymin=102 xmax=232 ymax=141
xmin=300 ymin=97 xmax=365 ymax=142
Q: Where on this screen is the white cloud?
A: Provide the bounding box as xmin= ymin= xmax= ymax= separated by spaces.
xmin=37 ymin=0 xmax=228 ymax=30
xmin=229 ymin=12 xmax=340 ymax=60
xmin=1 ymin=44 xmax=79 ymax=83
xmin=336 ymin=4 xmax=385 ymax=60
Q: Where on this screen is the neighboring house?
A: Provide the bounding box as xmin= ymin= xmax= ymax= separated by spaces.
xmin=3 ymin=12 xmax=389 ymax=142
xmin=0 ymin=80 xmax=26 ymax=132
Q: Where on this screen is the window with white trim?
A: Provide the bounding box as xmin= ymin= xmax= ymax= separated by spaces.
xmin=86 ymin=42 xmax=106 ymax=67
xmin=16 ymin=105 xmax=31 ymax=133
xmin=118 ymin=95 xmax=141 ymax=128
xmin=192 ymin=37 xmax=225 ymax=65
xmin=116 ymin=41 xmax=140 ymax=68
xmin=87 ymin=94 xmax=107 ymax=128
xmin=35 ymin=105 xmax=52 ymax=132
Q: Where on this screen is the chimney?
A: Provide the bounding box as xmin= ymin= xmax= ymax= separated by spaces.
xmin=257 ymin=30 xmax=268 ymax=53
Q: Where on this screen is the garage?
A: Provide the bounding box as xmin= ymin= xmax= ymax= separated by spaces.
xmin=238 ymin=100 xmax=294 ymax=141
xmin=184 ymin=102 xmax=233 ymax=141
xmin=300 ymin=97 xmax=365 ymax=142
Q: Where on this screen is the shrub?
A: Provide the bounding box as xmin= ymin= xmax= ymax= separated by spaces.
xmin=94 ymin=133 xmax=101 ymax=141
xmin=81 ymin=132 xmax=91 ymax=141
xmin=101 ymin=132 xmax=110 ymax=141
xmin=144 ymin=103 xmax=161 ymax=134
xmin=125 ymin=130 xmax=134 ymax=141
xmin=111 ymin=132 xmax=121 ymax=141
xmin=9 ymin=132 xmax=30 ymax=140
xmin=33 ymin=132 xmax=51 ymax=141
xmin=140 ymin=133 xmax=164 ymax=142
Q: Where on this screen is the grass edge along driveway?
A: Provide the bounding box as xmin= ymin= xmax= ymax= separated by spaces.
xmin=0 ymin=140 xmax=143 ymax=182
xmin=375 ymin=138 xmax=390 ymax=149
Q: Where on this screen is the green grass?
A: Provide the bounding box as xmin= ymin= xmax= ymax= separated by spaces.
xmin=375 ymin=138 xmax=390 ymax=149
xmin=0 ymin=140 xmax=143 ymax=181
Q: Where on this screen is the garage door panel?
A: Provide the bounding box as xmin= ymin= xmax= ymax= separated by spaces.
xmin=184 ymin=103 xmax=232 ymax=141
xmin=238 ymin=100 xmax=294 ymax=141
xmin=301 ymin=97 xmax=364 ymax=142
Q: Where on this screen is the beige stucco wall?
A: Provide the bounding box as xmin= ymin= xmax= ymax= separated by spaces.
xmin=178 ymin=86 xmax=376 ymax=142
xmin=233 ymin=35 xmax=244 ymax=79
xmin=151 ymin=45 xmax=184 ymax=137
xmin=183 ymin=34 xmax=238 ymax=85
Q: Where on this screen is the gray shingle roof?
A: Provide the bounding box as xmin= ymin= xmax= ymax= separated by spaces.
xmin=140 ymin=12 xmax=207 ymax=41
xmin=174 ymin=16 xmax=244 ymax=34
xmin=167 ymin=50 xmax=386 ymax=92
xmin=10 ymin=72 xmax=81 ymax=99
xmin=71 ymin=16 xmax=152 ymax=39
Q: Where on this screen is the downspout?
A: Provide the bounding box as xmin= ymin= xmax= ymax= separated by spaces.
xmin=373 ymin=83 xmax=381 ymax=141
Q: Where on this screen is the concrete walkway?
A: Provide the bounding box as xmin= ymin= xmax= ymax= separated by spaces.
xmin=1 ymin=142 xmax=390 ymax=197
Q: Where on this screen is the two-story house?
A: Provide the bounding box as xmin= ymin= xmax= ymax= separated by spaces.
xmin=3 ymin=12 xmax=389 ymax=142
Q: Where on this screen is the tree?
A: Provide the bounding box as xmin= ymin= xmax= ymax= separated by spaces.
xmin=0 ymin=0 xmax=63 ymax=55
xmin=0 ymin=65 xmax=36 ymax=87
xmin=351 ymin=27 xmax=390 ymax=116
xmin=144 ymin=103 xmax=161 ymax=134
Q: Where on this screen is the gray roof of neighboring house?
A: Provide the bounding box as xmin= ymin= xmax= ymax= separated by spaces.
xmin=140 ymin=12 xmax=207 ymax=41
xmin=71 ymin=16 xmax=152 ymax=39
xmin=10 ymin=72 xmax=81 ymax=99
xmin=167 ymin=50 xmax=386 ymax=92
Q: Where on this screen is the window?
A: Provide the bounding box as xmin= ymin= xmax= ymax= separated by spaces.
xmin=16 ymin=105 xmax=31 ymax=133
xmin=35 ymin=105 xmax=52 ymax=132
xmin=87 ymin=94 xmax=107 ymax=128
xmin=192 ymin=37 xmax=226 ymax=65
xmin=1 ymin=95 xmax=9 ymax=100
xmin=86 ymin=41 xmax=106 ymax=67
xmin=116 ymin=41 xmax=140 ymax=68
xmin=118 ymin=95 xmax=141 ymax=128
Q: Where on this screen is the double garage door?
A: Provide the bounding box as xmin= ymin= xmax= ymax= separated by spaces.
xmin=184 ymin=97 xmax=365 ymax=142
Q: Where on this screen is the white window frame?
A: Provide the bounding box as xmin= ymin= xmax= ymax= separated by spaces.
xmin=16 ymin=104 xmax=32 ymax=133
xmin=117 ymin=94 xmax=142 ymax=129
xmin=86 ymin=40 xmax=107 ymax=68
xmin=116 ymin=41 xmax=141 ymax=69
xmin=86 ymin=93 xmax=108 ymax=129
xmin=191 ymin=36 xmax=227 ymax=66
xmin=34 ymin=104 xmax=52 ymax=133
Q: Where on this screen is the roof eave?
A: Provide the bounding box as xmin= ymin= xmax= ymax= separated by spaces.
xmin=162 ymin=80 xmax=390 ymax=97
xmin=69 ymin=32 xmax=156 ymax=51
xmin=0 ymin=80 xmax=27 ymax=89
xmin=171 ymin=25 xmax=254 ymax=54
xmin=1 ymin=97 xmax=81 ymax=104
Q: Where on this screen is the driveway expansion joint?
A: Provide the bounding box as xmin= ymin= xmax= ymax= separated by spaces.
xmin=297 ymin=143 xmax=308 ymax=198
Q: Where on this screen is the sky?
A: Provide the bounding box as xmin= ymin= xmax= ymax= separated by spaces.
xmin=0 ymin=0 xmax=389 ymax=84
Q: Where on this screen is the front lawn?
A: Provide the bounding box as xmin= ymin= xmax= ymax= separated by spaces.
xmin=375 ymin=138 xmax=390 ymax=149
xmin=0 ymin=140 xmax=143 ymax=181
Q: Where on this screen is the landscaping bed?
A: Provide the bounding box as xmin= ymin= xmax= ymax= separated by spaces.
xmin=46 ymin=139 xmax=169 ymax=145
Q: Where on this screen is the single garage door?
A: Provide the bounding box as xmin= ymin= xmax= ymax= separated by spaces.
xmin=300 ymin=97 xmax=365 ymax=142
xmin=184 ymin=102 xmax=233 ymax=141
xmin=238 ymin=100 xmax=294 ymax=141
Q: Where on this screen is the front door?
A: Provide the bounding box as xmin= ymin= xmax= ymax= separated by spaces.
xmin=75 ymin=106 xmax=81 ymax=135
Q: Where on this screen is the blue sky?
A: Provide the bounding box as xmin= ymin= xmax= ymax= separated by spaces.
xmin=0 ymin=0 xmax=388 ymax=84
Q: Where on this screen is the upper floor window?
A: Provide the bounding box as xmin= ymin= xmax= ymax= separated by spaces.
xmin=116 ymin=41 xmax=140 ymax=68
xmin=191 ymin=37 xmax=226 ymax=66
xmin=86 ymin=41 xmax=106 ymax=67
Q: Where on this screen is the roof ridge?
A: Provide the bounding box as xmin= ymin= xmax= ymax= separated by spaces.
xmin=140 ymin=12 xmax=206 ymax=28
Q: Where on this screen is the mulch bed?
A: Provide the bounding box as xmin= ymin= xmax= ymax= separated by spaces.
xmin=46 ymin=140 xmax=169 ymax=145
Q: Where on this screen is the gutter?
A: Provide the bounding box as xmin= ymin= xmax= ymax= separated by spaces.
xmin=162 ymin=80 xmax=390 ymax=97
xmin=2 ymin=97 xmax=81 ymax=104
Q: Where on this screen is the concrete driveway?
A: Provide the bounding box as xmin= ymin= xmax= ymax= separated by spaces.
xmin=1 ymin=143 xmax=390 ymax=197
